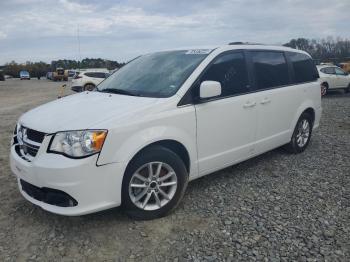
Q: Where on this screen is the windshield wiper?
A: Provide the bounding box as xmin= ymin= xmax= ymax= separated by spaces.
xmin=98 ymin=88 xmax=141 ymax=97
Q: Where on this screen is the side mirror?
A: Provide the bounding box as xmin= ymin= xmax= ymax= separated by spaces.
xmin=199 ymin=81 xmax=221 ymax=99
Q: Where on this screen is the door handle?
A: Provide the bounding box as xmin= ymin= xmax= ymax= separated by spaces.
xmin=260 ymin=98 xmax=271 ymax=105
xmin=243 ymin=101 xmax=256 ymax=108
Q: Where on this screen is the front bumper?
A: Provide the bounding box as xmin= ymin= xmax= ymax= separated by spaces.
xmin=10 ymin=139 xmax=127 ymax=216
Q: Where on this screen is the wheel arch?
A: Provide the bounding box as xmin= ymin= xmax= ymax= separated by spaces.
xmin=83 ymin=82 xmax=96 ymax=88
xmin=125 ymin=139 xmax=191 ymax=174
xmin=303 ymin=107 xmax=315 ymax=125
xmin=290 ymin=102 xmax=317 ymax=136
xmin=321 ymin=81 xmax=329 ymax=87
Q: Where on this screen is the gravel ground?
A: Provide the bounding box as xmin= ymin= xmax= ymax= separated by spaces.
xmin=0 ymin=79 xmax=349 ymax=261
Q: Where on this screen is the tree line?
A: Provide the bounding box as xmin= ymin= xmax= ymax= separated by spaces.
xmin=283 ymin=37 xmax=350 ymax=64
xmin=2 ymin=37 xmax=350 ymax=77
xmin=1 ymin=58 xmax=125 ymax=78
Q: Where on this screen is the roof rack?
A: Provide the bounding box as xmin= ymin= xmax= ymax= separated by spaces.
xmin=228 ymin=42 xmax=264 ymax=45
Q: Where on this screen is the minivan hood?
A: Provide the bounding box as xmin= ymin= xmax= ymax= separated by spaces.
xmin=19 ymin=92 xmax=160 ymax=133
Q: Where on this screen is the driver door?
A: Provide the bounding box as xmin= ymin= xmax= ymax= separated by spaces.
xmin=195 ymin=51 xmax=258 ymax=175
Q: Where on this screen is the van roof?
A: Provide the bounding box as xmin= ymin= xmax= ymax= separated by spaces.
xmin=220 ymin=43 xmax=308 ymax=54
xmin=156 ymin=44 xmax=311 ymax=57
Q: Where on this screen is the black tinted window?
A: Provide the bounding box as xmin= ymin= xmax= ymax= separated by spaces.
xmin=95 ymin=72 xmax=107 ymax=78
xmin=251 ymin=51 xmax=289 ymax=89
xmin=200 ymin=52 xmax=249 ymax=97
xmin=85 ymin=72 xmax=105 ymax=78
xmin=288 ymin=52 xmax=318 ymax=83
xmin=320 ymin=67 xmax=335 ymax=74
xmin=84 ymin=72 xmax=94 ymax=77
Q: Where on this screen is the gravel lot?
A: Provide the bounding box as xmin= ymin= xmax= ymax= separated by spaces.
xmin=0 ymin=79 xmax=349 ymax=261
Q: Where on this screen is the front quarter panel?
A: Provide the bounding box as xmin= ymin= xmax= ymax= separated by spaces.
xmin=97 ymin=103 xmax=198 ymax=179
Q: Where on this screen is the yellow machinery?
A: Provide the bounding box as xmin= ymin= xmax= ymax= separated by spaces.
xmin=53 ymin=68 xmax=68 ymax=81
xmin=339 ymin=62 xmax=350 ymax=73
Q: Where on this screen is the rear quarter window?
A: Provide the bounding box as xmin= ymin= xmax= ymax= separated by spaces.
xmin=287 ymin=52 xmax=318 ymax=83
xmin=95 ymin=72 xmax=107 ymax=78
xmin=84 ymin=73 xmax=95 ymax=77
xmin=84 ymin=72 xmax=106 ymax=78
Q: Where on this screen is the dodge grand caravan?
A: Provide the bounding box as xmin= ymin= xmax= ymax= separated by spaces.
xmin=10 ymin=44 xmax=322 ymax=219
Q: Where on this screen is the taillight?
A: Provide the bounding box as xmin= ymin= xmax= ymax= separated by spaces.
xmin=74 ymin=75 xmax=82 ymax=79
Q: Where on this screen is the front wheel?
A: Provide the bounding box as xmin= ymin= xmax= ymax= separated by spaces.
xmin=122 ymin=146 xmax=188 ymax=220
xmin=284 ymin=113 xmax=313 ymax=154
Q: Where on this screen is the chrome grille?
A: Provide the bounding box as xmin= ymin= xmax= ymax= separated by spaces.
xmin=13 ymin=125 xmax=46 ymax=162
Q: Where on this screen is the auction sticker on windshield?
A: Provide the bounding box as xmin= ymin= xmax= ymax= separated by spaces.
xmin=185 ymin=49 xmax=212 ymax=55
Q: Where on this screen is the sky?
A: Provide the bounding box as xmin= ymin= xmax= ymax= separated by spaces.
xmin=0 ymin=0 xmax=349 ymax=65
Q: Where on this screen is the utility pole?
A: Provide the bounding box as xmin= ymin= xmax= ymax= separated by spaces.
xmin=77 ymin=25 xmax=82 ymax=70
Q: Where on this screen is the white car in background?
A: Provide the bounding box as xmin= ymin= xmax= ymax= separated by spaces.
xmin=71 ymin=70 xmax=110 ymax=92
xmin=317 ymin=65 xmax=350 ymax=95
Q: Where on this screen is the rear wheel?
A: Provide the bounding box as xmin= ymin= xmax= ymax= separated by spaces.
xmin=122 ymin=146 xmax=188 ymax=220
xmin=284 ymin=113 xmax=313 ymax=154
xmin=321 ymin=82 xmax=328 ymax=96
xmin=84 ymin=84 xmax=95 ymax=91
xmin=345 ymin=84 xmax=350 ymax=93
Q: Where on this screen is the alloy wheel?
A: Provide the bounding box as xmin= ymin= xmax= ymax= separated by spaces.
xmin=85 ymin=84 xmax=95 ymax=91
xmin=296 ymin=119 xmax=310 ymax=147
xmin=321 ymin=84 xmax=327 ymax=96
xmin=128 ymin=162 xmax=178 ymax=211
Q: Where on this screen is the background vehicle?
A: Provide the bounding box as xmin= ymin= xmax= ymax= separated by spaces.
xmin=52 ymin=68 xmax=68 ymax=81
xmin=0 ymin=70 xmax=4 ymax=81
xmin=71 ymin=70 xmax=109 ymax=92
xmin=68 ymin=70 xmax=76 ymax=77
xmin=317 ymin=65 xmax=350 ymax=95
xmin=46 ymin=72 xmax=53 ymax=80
xmin=19 ymin=70 xmax=30 ymax=80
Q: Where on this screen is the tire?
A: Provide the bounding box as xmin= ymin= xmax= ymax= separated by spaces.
xmin=84 ymin=84 xmax=95 ymax=91
xmin=345 ymin=84 xmax=350 ymax=93
xmin=321 ymin=82 xmax=328 ymax=96
xmin=284 ymin=113 xmax=313 ymax=154
xmin=122 ymin=145 xmax=188 ymax=220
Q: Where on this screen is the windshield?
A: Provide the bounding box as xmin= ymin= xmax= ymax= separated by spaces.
xmin=97 ymin=50 xmax=211 ymax=97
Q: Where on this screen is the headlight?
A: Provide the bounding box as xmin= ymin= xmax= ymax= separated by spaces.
xmin=48 ymin=130 xmax=107 ymax=158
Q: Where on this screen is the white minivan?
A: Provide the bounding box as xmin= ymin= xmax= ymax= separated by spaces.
xmin=10 ymin=44 xmax=322 ymax=219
